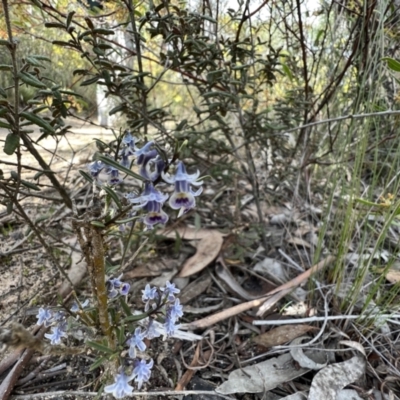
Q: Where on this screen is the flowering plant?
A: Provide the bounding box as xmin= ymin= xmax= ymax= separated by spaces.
xmin=33 ymin=132 xmax=203 ymax=398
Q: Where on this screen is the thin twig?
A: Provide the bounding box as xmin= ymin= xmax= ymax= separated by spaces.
xmin=284 ymin=109 xmax=400 ymax=135
xmin=10 ymin=390 xmax=236 ymax=399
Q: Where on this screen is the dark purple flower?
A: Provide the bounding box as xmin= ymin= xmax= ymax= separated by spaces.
xmin=162 ymin=161 xmax=203 ymax=217
xmin=120 ymin=282 xmax=130 ymax=296
xmin=107 ymin=167 xmax=123 ymax=185
xmin=126 ymin=183 xmax=169 ymax=230
xmin=106 ymin=275 xmax=129 ymax=298
xmin=139 ymin=150 xmax=165 ymax=181
xmin=134 ymin=141 xmax=155 ymax=165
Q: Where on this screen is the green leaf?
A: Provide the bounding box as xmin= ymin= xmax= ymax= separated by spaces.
xmin=10 ymin=170 xmax=18 ymax=180
xmin=202 ymin=15 xmax=217 ymax=23
xmin=26 ymin=57 xmax=45 ymax=68
xmin=281 ymin=63 xmax=294 ymax=80
xmin=84 ymin=17 xmax=95 ymax=30
xmin=17 ymin=72 xmax=47 ymax=89
xmin=52 ymin=40 xmax=76 ymax=48
xmin=90 ymin=220 xmax=106 ymax=228
xmin=89 ymin=356 xmax=108 ymax=371
xmin=33 ymin=171 xmax=45 ymax=180
xmin=45 ymin=22 xmax=66 ymax=29
xmin=80 ymin=76 xmax=100 ymax=86
xmin=20 ymin=180 xmax=41 ymax=191
xmin=59 ymin=89 xmax=83 ymax=98
xmin=0 ymin=121 xmax=12 ymax=129
xmin=102 ymin=185 xmax=122 ymax=210
xmin=4 ymin=133 xmax=19 ymax=155
xmin=0 ymin=39 xmax=10 ymax=46
xmin=382 ymin=57 xmax=400 ymax=72
xmin=123 ymin=312 xmax=148 ymax=322
xmin=95 ymin=153 xmax=144 ymax=181
xmin=0 ymin=65 xmax=13 ymax=71
xmin=92 ymin=28 xmax=115 ymax=35
xmin=30 ymin=55 xmax=52 ymax=62
xmin=20 ymin=112 xmax=55 ymax=134
xmin=66 ymin=11 xmax=75 ymax=28
xmin=109 ymin=103 xmax=126 ymax=116
xmin=117 ymin=325 xmax=125 ymax=344
xmin=115 ymin=215 xmax=139 ymax=224
xmin=93 ymin=47 xmax=105 ymax=56
xmin=86 ymin=340 xmax=115 ymax=355
xmin=79 ymin=169 xmax=94 ymax=183
xmin=119 ymin=297 xmax=133 ymax=317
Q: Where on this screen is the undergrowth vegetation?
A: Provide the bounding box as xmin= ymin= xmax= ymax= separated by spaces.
xmin=1 ymin=0 xmax=400 ymax=398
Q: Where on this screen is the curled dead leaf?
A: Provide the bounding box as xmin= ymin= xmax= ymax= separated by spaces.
xmin=253 ymin=324 xmax=317 ymax=348
xmin=179 ymin=230 xmax=224 ymax=277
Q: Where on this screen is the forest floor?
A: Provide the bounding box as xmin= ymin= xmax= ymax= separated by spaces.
xmin=1 ymin=118 xmax=400 ymax=400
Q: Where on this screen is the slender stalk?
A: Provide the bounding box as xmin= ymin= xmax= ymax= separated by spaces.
xmin=91 ymin=226 xmax=113 ymax=347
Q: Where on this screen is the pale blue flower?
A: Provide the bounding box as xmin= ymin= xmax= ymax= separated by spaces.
xmin=87 ymin=160 xmax=104 ymax=178
xmin=132 ymin=358 xmax=154 ymax=389
xmin=145 ymin=318 xmax=162 ymax=340
xmin=122 ymin=131 xmax=136 ymax=148
xmin=164 ymin=313 xmax=178 ymax=336
xmin=142 ymin=284 xmax=158 ymax=311
xmin=44 ymin=325 xmax=68 ymax=345
xmin=127 ymin=327 xmax=146 ymax=358
xmin=168 ymin=298 xmax=183 ymax=321
xmin=104 ymin=370 xmax=134 ymax=399
xmin=71 ymin=299 xmax=90 ymax=313
xmin=36 ymin=307 xmax=53 ymax=326
xmin=161 ymin=281 xmax=180 ymax=302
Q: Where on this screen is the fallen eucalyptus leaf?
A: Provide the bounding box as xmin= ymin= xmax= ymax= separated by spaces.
xmin=179 ymin=230 xmax=224 ymax=277
xmin=216 ymin=351 xmax=326 ymax=395
xmin=253 ymin=325 xmax=316 ymax=348
xmin=290 ymin=336 xmax=327 ymax=370
xmin=337 ymin=389 xmax=363 ymax=400
xmin=308 ymin=356 xmax=366 ymax=400
xmin=280 ymin=393 xmax=307 ymax=400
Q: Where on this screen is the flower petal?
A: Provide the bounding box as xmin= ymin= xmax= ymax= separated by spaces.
xmin=169 ymin=191 xmax=196 ymax=210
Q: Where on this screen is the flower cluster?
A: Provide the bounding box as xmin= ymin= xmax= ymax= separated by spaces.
xmin=87 ymin=132 xmax=203 ymax=229
xmin=36 ymin=308 xmax=68 ymax=345
xmin=36 ymin=281 xmax=184 ymax=398
xmin=104 ymin=281 xmax=183 ymax=398
xmin=106 ymin=275 xmax=130 ymax=299
xmin=104 ymin=360 xmax=154 ymax=398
